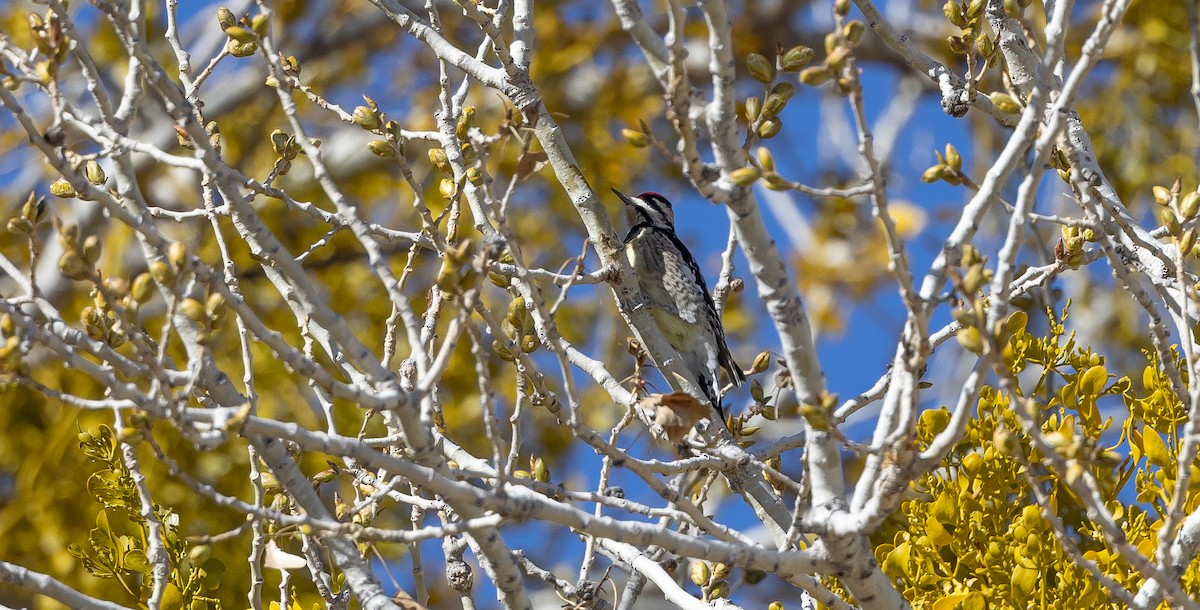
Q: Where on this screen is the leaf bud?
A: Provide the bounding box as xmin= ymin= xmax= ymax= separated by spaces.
xmin=367 ymin=139 xmax=395 ymax=158
xmin=20 ymin=192 xmax=46 ymax=223
xmin=764 ymin=172 xmax=791 ymax=191
xmin=756 ymin=147 xmax=775 ymax=172
xmin=352 ymin=106 xmax=381 ymax=130
xmin=751 ymin=350 xmax=771 ymax=374
xmin=168 ymin=241 xmax=188 ymax=270
xmin=745 ymin=53 xmax=774 ymax=83
xmin=750 ymin=379 xmax=765 ymax=402
xmin=531 ymin=456 xmax=549 ymax=482
xmin=58 ymin=250 xmax=86 ymax=279
xmin=428 ymin=148 xmax=451 ymax=173
xmin=757 ymin=118 xmax=782 ymax=139
xmin=82 ymin=160 xmax=106 ymax=186
xmin=1183 ymin=191 xmax=1200 ymax=219
xmin=709 ymin=580 xmax=730 ymax=599
xmin=780 ymin=45 xmax=814 ymax=71
xmin=921 ymin=164 xmax=945 ymax=183
xmin=944 ymin=1 xmax=966 ymax=27
xmin=621 ymin=128 xmax=649 ymax=148
xmin=224 ymin=26 xmax=255 ymax=43
xmin=762 ymin=93 xmax=786 ymax=117
xmin=944 ymin=143 xmax=962 ymax=171
xmin=843 ymin=20 xmax=866 ymax=46
xmin=989 ymin=91 xmax=1020 ymax=114
xmin=149 ymin=260 xmax=174 ymax=284
xmin=835 ymin=0 xmax=850 ymax=16
xmin=1181 ymin=228 xmax=1197 ymax=257
xmin=131 ymin=273 xmax=153 ymax=303
xmin=216 ymin=7 xmax=236 ymax=30
xmin=228 ymin=40 xmax=257 ymax=57
xmin=250 ymin=13 xmax=269 ymax=36
xmin=179 ymin=298 xmax=207 ymax=323
xmin=768 ymin=603 xmax=785 ymax=610
xmin=744 ymin=96 xmax=761 ymax=122
xmin=728 ymin=167 xmax=760 ymax=186
xmin=1153 ymin=185 xmax=1172 ymax=205
xmin=798 ymin=66 xmax=830 ymax=86
xmin=439 ymin=178 xmax=456 ymax=200
xmin=826 ymin=46 xmax=850 ymax=70
xmin=206 ymin=291 xmax=227 ymax=319
xmin=770 ymin=81 xmax=796 ymax=102
xmin=82 ymin=235 xmax=101 ymax=264
xmin=6 ymin=218 xmax=31 ymax=234
xmin=690 ymin=561 xmax=711 ymax=586
xmin=456 ymin=106 xmax=475 ymax=140
xmin=956 ymin=326 xmax=984 ymax=354
xmin=465 ymin=167 xmax=483 ymax=186
xmin=49 ymin=179 xmax=77 ymax=198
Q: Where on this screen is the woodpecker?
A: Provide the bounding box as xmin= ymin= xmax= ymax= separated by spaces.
xmin=614 ymin=188 xmax=744 ymax=414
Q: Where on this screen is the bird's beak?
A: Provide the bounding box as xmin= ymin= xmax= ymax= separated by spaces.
xmin=611 ymin=188 xmax=636 ymax=207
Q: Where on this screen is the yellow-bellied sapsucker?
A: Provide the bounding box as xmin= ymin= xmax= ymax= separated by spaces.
xmin=614 ymin=188 xmax=744 ymax=413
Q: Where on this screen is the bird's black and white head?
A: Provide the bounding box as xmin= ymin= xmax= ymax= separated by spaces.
xmin=613 ymin=189 xmax=675 ymax=230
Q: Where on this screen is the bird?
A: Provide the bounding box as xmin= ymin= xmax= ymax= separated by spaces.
xmin=613 ymin=188 xmax=744 ymax=415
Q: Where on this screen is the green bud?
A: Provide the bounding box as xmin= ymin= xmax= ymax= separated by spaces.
xmin=728 ymin=167 xmax=760 ymax=186
xmin=428 ymin=148 xmax=451 ymax=173
xmin=216 ymin=7 xmax=236 ymax=30
xmin=85 ymin=160 xmax=106 ymax=186
xmin=762 ymin=93 xmax=786 ymax=118
xmin=989 ymin=92 xmax=1021 ymax=114
xmin=58 ymin=250 xmax=86 ymax=279
xmin=956 ymin=326 xmax=984 ymax=354
xmin=1182 ymin=191 xmax=1200 ymax=219
xmin=6 ymin=218 xmax=32 ymax=234
xmin=843 ymin=21 xmax=866 ymax=46
xmin=131 ymin=273 xmax=153 ymax=303
xmin=745 ymin=53 xmax=774 ymax=83
xmin=82 ymin=235 xmax=101 ymax=264
xmin=944 ymin=143 xmax=962 ymax=171
xmin=250 ymin=14 xmax=269 ymax=36
xmin=751 ymin=350 xmax=771 ymax=374
xmin=228 ymin=40 xmax=257 ymax=57
xmin=465 ymin=167 xmax=483 ymax=186
xmin=168 ymin=241 xmax=188 ymax=270
xmin=224 ymin=25 xmax=255 ymax=43
xmin=744 ymin=96 xmax=761 ymax=122
xmin=779 ymin=45 xmax=814 ymax=71
xmin=456 ymin=106 xmax=475 ymax=140
xmin=179 ymin=298 xmax=207 ymax=323
xmin=367 ymin=140 xmax=395 ymax=158
xmin=835 ymin=0 xmax=850 ymax=16
xmin=798 ymin=66 xmax=830 ymax=86
xmin=921 ymin=165 xmax=945 ymax=183
xmin=690 ymin=561 xmax=711 ymax=586
xmin=621 ymin=128 xmax=649 ymax=148
xmin=150 ymin=260 xmax=174 ymax=284
xmin=944 ymin=1 xmax=966 ymax=27
xmin=352 ymin=106 xmax=381 ymax=130
xmin=20 ymin=192 xmax=46 ymax=223
xmin=764 ymin=172 xmax=791 ymax=191
xmin=826 ymin=46 xmax=850 ymax=71
xmin=49 ymin=179 xmax=77 ymax=198
xmin=757 ymin=147 xmax=775 ymax=171
xmin=757 ymin=118 xmax=782 ymax=139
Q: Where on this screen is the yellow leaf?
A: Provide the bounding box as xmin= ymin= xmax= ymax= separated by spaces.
xmin=882 ymin=541 xmax=911 ymax=579
xmin=162 ymin=584 xmax=185 ymax=610
xmin=1010 ymin=565 xmax=1040 ymax=601
xmin=932 ymin=592 xmax=986 ymax=610
xmin=925 ymin=515 xmax=954 ymax=547
xmin=1079 ymin=364 xmax=1108 ymax=395
xmin=1143 ymin=428 xmax=1172 ymax=468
